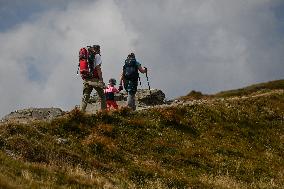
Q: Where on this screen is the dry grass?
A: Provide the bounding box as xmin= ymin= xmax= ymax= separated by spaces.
xmin=0 ymin=80 xmax=283 ymax=188
xmin=200 ymin=174 xmax=246 ymax=189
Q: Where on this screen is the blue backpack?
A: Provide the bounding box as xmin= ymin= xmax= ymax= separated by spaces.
xmin=123 ymin=58 xmax=139 ymax=80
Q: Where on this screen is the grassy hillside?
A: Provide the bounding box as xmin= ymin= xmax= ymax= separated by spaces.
xmin=0 ymin=84 xmax=283 ymax=188
xmin=179 ymin=79 xmax=284 ymax=100
xmin=215 ymin=79 xmax=284 ymax=98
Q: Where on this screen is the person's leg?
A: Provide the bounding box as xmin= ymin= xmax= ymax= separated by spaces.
xmin=111 ymin=101 xmax=119 ymax=109
xmin=94 ymin=86 xmax=107 ymax=110
xmin=127 ymin=92 xmax=136 ymax=110
xmin=125 ymin=80 xmax=138 ymax=110
xmin=106 ymin=100 xmax=111 ymax=110
xmin=81 ymin=82 xmax=92 ymax=112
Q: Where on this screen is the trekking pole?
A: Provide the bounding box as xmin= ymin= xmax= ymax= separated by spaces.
xmin=77 ymin=63 xmax=80 ymax=75
xmin=138 ymin=76 xmax=142 ymax=86
xmin=145 ymin=68 xmax=151 ymax=95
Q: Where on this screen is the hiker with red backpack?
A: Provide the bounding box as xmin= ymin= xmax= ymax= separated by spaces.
xmin=78 ymin=45 xmax=106 ymax=112
xmin=119 ymin=53 xmax=147 ymax=110
xmin=104 ymin=78 xmax=122 ymax=110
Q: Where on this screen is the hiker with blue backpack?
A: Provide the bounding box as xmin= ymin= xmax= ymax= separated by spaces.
xmin=119 ymin=53 xmax=147 ymax=110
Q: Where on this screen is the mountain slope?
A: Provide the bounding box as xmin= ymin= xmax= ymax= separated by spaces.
xmin=0 ymin=80 xmax=283 ymax=188
xmin=215 ymin=79 xmax=284 ymax=98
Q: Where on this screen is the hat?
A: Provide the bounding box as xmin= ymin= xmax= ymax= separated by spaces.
xmin=109 ymin=78 xmax=116 ymax=85
xmin=93 ymin=45 xmax=100 ymax=50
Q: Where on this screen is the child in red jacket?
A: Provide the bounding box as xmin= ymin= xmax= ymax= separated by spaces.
xmin=104 ymin=78 xmax=121 ymax=110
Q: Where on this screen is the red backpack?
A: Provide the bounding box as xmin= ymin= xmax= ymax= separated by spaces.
xmin=77 ymin=47 xmax=99 ymax=80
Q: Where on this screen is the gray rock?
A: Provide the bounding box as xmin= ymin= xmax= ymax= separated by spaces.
xmin=89 ymin=88 xmax=165 ymax=105
xmin=2 ymin=108 xmax=64 ymax=123
xmin=86 ymin=88 xmax=166 ymax=113
xmin=56 ymin=138 xmax=68 ymax=144
xmin=136 ymin=89 xmax=165 ymax=105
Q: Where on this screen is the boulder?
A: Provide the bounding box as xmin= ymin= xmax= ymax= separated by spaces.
xmin=136 ymin=89 xmax=166 ymax=105
xmin=2 ymin=108 xmax=64 ymax=123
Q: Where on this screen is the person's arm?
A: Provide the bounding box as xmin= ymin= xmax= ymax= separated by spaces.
xmin=119 ymin=72 xmax=124 ymax=85
xmin=138 ymin=65 xmax=147 ymax=73
xmin=113 ymin=87 xmax=120 ymax=93
xmin=95 ymin=64 xmax=103 ymax=81
xmin=94 ymin=54 xmax=103 ymax=82
xmin=136 ymin=61 xmax=147 ymax=73
xmin=119 ymin=72 xmax=124 ymax=91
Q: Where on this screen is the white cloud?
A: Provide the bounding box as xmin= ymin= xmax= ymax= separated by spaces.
xmin=116 ymin=0 xmax=284 ymax=95
xmin=0 ymin=0 xmax=284 ymax=117
xmin=0 ymin=0 xmax=136 ymax=117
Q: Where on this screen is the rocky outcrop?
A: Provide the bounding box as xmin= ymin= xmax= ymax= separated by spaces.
xmin=86 ymin=89 xmax=166 ymax=113
xmin=89 ymin=89 xmax=165 ymax=105
xmin=1 ymin=108 xmax=64 ymax=124
xmin=136 ymin=89 xmax=166 ymax=105
xmin=1 ymin=89 xmax=166 ymax=122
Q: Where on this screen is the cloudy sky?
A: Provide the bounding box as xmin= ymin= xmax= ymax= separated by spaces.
xmin=0 ymin=0 xmax=284 ymax=117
